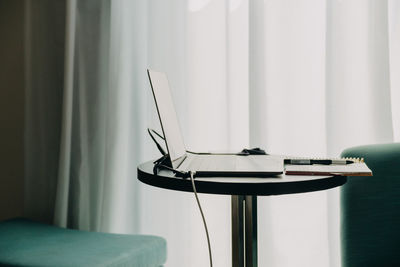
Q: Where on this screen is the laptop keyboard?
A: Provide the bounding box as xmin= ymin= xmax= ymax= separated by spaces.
xmin=181 ymin=154 xmax=236 ymax=171
xmin=178 ymin=154 xmax=284 ymax=174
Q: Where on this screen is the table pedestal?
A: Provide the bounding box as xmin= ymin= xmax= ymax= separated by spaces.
xmin=232 ymin=195 xmax=257 ymax=267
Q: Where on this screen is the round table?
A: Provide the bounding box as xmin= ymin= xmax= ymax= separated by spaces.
xmin=138 ymin=160 xmax=347 ymax=267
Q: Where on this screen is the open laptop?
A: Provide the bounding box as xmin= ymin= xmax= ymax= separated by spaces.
xmin=147 ymin=69 xmax=283 ymax=177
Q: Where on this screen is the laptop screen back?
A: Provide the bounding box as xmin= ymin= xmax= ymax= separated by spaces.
xmin=147 ymin=69 xmax=186 ymax=168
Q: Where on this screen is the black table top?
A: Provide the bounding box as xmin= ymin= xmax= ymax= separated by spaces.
xmin=137 ymin=160 xmax=347 ymax=196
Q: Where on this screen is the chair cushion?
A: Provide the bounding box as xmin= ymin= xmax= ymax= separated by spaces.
xmin=341 ymin=143 xmax=400 ymax=267
xmin=0 ymin=218 xmax=166 ymax=267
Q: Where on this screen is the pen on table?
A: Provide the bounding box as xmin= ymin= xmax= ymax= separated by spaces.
xmin=284 ymin=159 xmax=354 ymax=165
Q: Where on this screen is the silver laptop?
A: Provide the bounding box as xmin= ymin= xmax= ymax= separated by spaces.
xmin=147 ymin=69 xmax=283 ymax=177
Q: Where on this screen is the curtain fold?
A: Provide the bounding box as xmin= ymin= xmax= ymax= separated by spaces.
xmin=24 ymin=0 xmax=399 ymax=266
xmin=388 ymin=0 xmax=400 ymax=140
xmin=24 ymin=0 xmax=65 ymax=223
xmin=53 ymin=0 xmax=148 ymax=233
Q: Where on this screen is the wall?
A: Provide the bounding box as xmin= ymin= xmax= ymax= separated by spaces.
xmin=0 ymin=0 xmax=25 ymax=221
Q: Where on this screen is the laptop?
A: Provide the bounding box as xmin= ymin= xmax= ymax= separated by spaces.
xmin=147 ymin=69 xmax=283 ymax=177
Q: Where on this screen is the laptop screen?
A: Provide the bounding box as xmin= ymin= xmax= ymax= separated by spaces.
xmin=147 ymin=69 xmax=187 ymax=168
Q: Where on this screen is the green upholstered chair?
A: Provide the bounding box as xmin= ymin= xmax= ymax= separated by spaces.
xmin=0 ymin=218 xmax=166 ymax=267
xmin=340 ymin=143 xmax=400 ymax=267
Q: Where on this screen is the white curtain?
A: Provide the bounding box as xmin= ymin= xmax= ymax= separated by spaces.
xmin=25 ymin=0 xmax=400 ymax=267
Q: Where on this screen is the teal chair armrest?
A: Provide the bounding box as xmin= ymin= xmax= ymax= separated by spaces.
xmin=340 ymin=143 xmax=400 ymax=267
xmin=0 ymin=218 xmax=167 ymax=267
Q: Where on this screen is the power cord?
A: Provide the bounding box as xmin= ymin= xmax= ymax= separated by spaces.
xmin=189 ymin=171 xmax=213 ymax=267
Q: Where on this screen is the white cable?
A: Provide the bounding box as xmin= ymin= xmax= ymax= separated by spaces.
xmin=189 ymin=171 xmax=213 ymax=267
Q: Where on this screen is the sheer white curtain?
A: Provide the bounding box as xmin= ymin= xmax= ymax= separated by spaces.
xmin=25 ymin=0 xmax=400 ymax=267
xmin=53 ymin=0 xmax=148 ymax=233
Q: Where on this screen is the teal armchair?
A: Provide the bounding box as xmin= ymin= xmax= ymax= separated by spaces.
xmin=340 ymin=143 xmax=400 ymax=267
xmin=0 ymin=218 xmax=166 ymax=267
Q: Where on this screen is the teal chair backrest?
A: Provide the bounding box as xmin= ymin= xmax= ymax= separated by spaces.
xmin=340 ymin=143 xmax=400 ymax=267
